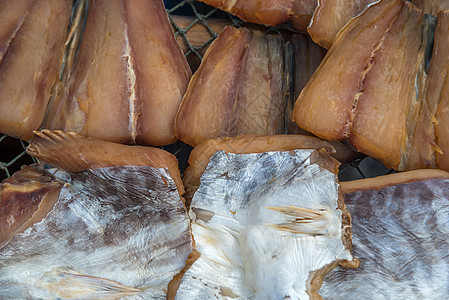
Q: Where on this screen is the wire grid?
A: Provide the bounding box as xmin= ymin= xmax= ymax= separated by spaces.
xmin=0 ymin=0 xmax=392 ymax=182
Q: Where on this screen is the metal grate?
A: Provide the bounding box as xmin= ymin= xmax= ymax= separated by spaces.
xmin=0 ymin=0 xmax=393 ymax=181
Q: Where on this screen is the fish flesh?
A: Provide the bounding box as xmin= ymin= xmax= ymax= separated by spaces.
xmin=171 ymin=149 xmax=357 ymax=299
xmin=0 ymin=0 xmax=71 ymax=141
xmin=308 ymin=0 xmax=449 ymax=49
xmin=294 ymin=0 xmax=403 ymax=141
xmin=1 ymin=130 xmax=192 ymax=298
xmin=196 ymin=0 xmax=318 ymax=32
xmin=182 ymin=134 xmax=336 ymax=203
xmin=294 ymin=1 xmax=449 ymax=172
xmin=26 ymin=130 xmax=185 ymax=195
xmin=175 ymin=26 xmax=325 ymax=147
xmin=0 ymin=165 xmax=192 ymax=299
xmin=44 ymin=0 xmax=192 ymax=146
xmin=320 ymin=169 xmax=449 ymax=299
xmin=307 ymin=0 xmax=377 ymax=49
xmin=349 ymin=3 xmax=431 ymax=169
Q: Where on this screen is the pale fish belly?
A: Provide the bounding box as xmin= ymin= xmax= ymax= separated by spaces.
xmin=0 ymin=165 xmax=192 ymax=299
xmin=320 ymin=178 xmax=449 ymax=299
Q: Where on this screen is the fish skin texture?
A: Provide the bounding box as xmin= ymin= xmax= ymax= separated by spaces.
xmin=293 ymin=0 xmax=403 ymax=141
xmin=182 ymin=134 xmax=335 ymax=203
xmin=321 ymin=176 xmax=449 ymax=299
xmin=174 ymin=149 xmax=354 ymax=299
xmin=0 ymin=0 xmax=71 ymax=141
xmin=0 ymin=165 xmax=193 ymax=299
xmin=45 ymin=0 xmax=191 ymax=146
xmin=26 ymin=130 xmax=185 ymax=196
xmin=176 ymin=26 xmax=325 ymax=147
xmin=197 ymin=0 xmax=317 ymax=32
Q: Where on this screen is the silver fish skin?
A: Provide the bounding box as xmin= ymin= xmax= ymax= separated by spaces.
xmin=0 ymin=165 xmax=192 ymax=299
xmin=320 ymin=178 xmax=449 ymax=299
xmin=175 ymin=150 xmax=353 ymax=299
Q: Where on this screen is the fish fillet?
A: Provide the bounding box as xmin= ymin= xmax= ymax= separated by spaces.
xmin=321 ymin=170 xmax=449 ymax=299
xmin=0 ymin=0 xmax=71 ymax=141
xmin=176 ymin=26 xmax=325 ymax=147
xmin=308 ymin=0 xmax=376 ymax=49
xmin=293 ymin=0 xmax=403 ymax=141
xmin=45 ymin=0 xmax=192 ymax=146
xmin=308 ymin=0 xmax=449 ymax=49
xmin=349 ymin=2 xmax=428 ymax=169
xmin=172 ymin=149 xmax=356 ymax=299
xmin=197 ymin=0 xmax=317 ymax=32
xmin=0 ymin=164 xmax=192 ymax=299
xmin=434 ymin=12 xmax=449 ymax=171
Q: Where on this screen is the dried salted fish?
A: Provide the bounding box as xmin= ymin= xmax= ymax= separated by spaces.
xmin=0 ymin=163 xmax=192 ymax=299
xmin=0 ymin=0 xmax=71 ymax=141
xmin=172 ymin=149 xmax=356 ymax=299
xmin=294 ymin=0 xmax=403 ymax=141
xmin=308 ymin=0 xmax=449 ymax=49
xmin=308 ymin=0 xmax=377 ymax=49
xmin=349 ymin=4 xmax=434 ymax=170
xmin=320 ymin=170 xmax=449 ymax=299
xmin=45 ymin=0 xmax=191 ymax=146
xmin=175 ymin=26 xmax=325 ymax=147
xmin=294 ymin=1 xmax=449 ymax=172
xmin=26 ymin=130 xmax=185 ymax=195
xmin=182 ymin=134 xmax=336 ymax=202
xmin=197 ymin=0 xmax=317 ymax=32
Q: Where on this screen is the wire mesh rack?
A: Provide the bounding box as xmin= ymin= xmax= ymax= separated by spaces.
xmin=0 ymin=0 xmax=394 ymax=182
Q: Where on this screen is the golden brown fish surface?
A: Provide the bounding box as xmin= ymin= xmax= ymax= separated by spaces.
xmin=176 ymin=26 xmax=325 ymax=147
xmin=26 ymin=130 xmax=185 ymax=195
xmin=349 ymin=2 xmax=428 ymax=169
xmin=45 ymin=0 xmax=191 ymax=146
xmin=294 ymin=1 xmax=449 ymax=172
xmin=0 ymin=166 xmax=62 ymax=248
xmin=197 ymin=0 xmax=317 ymax=32
xmin=0 ymin=0 xmax=71 ymax=141
xmin=308 ymin=0 xmax=377 ymax=49
xmin=293 ymin=0 xmax=403 ymax=141
xmin=308 ymin=0 xmax=449 ymax=49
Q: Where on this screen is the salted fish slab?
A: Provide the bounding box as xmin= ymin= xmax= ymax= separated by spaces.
xmin=0 ymin=166 xmax=192 ymax=299
xmin=320 ymin=177 xmax=449 ymax=299
xmin=174 ymin=149 xmax=354 ymax=299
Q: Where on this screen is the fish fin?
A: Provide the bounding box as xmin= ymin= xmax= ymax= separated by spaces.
xmin=265 ymin=205 xmax=334 ymax=236
xmin=42 ymin=269 xmax=142 ymax=299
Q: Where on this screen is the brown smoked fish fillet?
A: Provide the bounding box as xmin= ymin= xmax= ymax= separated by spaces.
xmin=197 ymin=0 xmax=317 ymax=32
xmin=308 ymin=0 xmax=449 ymax=50
xmin=175 ymin=27 xmax=284 ymax=147
xmin=293 ymin=0 xmax=403 ymax=141
xmin=0 ymin=0 xmax=71 ymax=141
xmin=349 ymin=3 xmax=426 ymax=169
xmin=308 ymin=0 xmax=377 ymax=49
xmin=435 ymin=12 xmax=449 ymax=171
xmin=45 ymin=0 xmax=191 ymax=146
